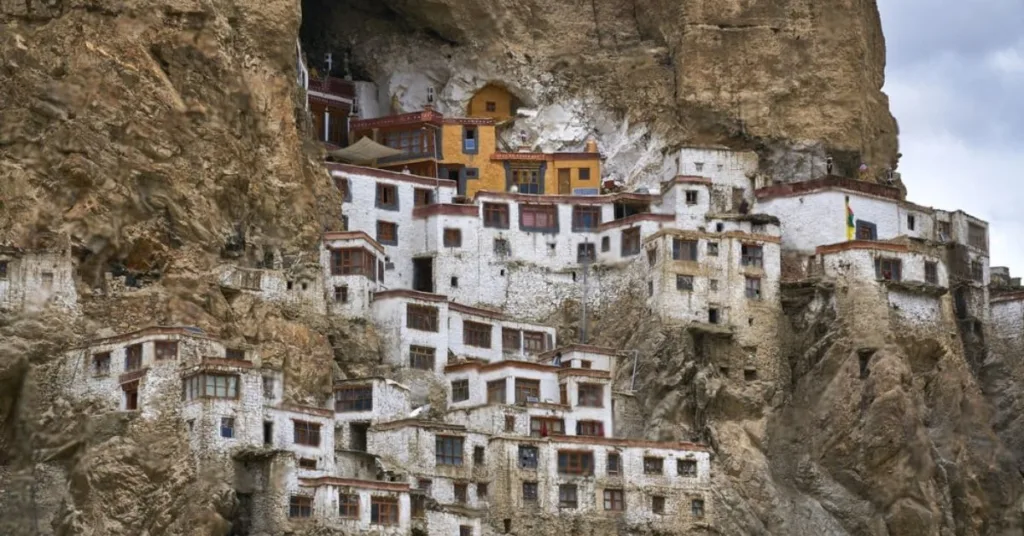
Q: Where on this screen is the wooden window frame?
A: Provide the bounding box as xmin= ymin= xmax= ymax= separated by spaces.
xmin=691 ymin=499 xmax=705 ymax=518
xmin=414 ymin=188 xmax=433 ymax=207
xmin=577 ymin=242 xmax=596 ymax=263
xmin=522 ymin=331 xmax=546 ymax=353
xmin=558 ymin=484 xmax=578 ymax=509
xmin=678 ymin=459 xmax=698 ymax=477
xmin=335 ymin=385 xmax=373 ymax=412
xmin=577 ymin=383 xmax=603 ymax=407
xmin=334 ymin=285 xmax=348 ymax=303
xmin=293 ymin=420 xmax=322 ymax=447
xmin=375 ymin=183 xmax=399 ymax=210
xmin=289 ymin=495 xmax=313 ymax=518
xmin=874 ymin=257 xmax=902 ymax=281
xmin=443 ymin=228 xmax=463 ymax=248
xmin=745 ymin=277 xmax=762 ymax=299
xmin=330 ymin=248 xmax=376 ymax=280
xmin=557 ymin=450 xmax=594 ymax=475
xmin=155 ymin=340 xmax=178 ymax=360
xmin=376 ymin=221 xmax=398 ymax=246
xmin=502 ymin=328 xmax=521 ymax=351
xmin=435 ymin=435 xmax=464 ymax=466
xmin=522 ymin=481 xmax=538 ymax=501
xmin=579 ymin=167 xmax=591 ymax=181
xmin=183 ymin=374 xmax=240 ymax=401
xmin=92 ymin=352 xmax=111 ymax=376
xmin=483 ymin=203 xmax=510 ymax=229
xmin=125 ymin=343 xmax=143 ymax=371
xmin=371 ymin=496 xmax=399 ymax=526
xmin=672 ymin=239 xmax=698 ymax=261
xmin=451 ymin=379 xmax=470 ymax=402
xmin=652 ymin=495 xmax=666 ymax=514
xmin=220 ymin=416 xmax=235 ymax=438
xmin=406 ymin=304 xmax=439 ymax=332
xmin=925 ymin=261 xmax=938 ymax=285
xmin=604 ymin=489 xmax=624 ymax=511
xmin=454 ymin=482 xmax=468 ymax=503
xmin=968 ymin=222 xmax=987 ymax=251
xmin=514 ymin=378 xmax=540 ymax=404
xmin=298 ymin=458 xmax=317 ymax=470
xmin=643 ymin=456 xmax=664 ymax=475
xmin=621 ymin=228 xmax=641 ymax=256
xmin=607 ymin=452 xmax=621 ymax=475
xmin=685 ymin=190 xmax=698 ymax=205
xmin=572 ymin=206 xmax=602 ymax=231
xmin=676 ymin=274 xmax=694 ymax=291
xmin=530 ymin=417 xmax=565 ymax=437
xmin=520 ymin=205 xmax=559 ymax=232
xmin=741 ymin=244 xmax=764 ymax=267
xmin=409 ymin=345 xmax=436 ymax=371
xmin=576 ymin=420 xmax=604 ymax=437
xmin=339 ymin=494 xmax=359 ymax=518
xmin=601 ymin=236 xmax=610 ymax=252
xmin=487 ymin=380 xmax=506 ymax=404
xmin=518 ymin=445 xmax=539 ymax=469
xmin=463 ymin=320 xmax=492 ymax=348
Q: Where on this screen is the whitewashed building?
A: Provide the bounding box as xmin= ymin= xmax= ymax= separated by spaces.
xmin=0 ymin=247 xmax=78 ymax=312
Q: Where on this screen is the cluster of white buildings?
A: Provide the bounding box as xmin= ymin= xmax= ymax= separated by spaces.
xmin=4 ymin=69 xmax=1007 ymax=534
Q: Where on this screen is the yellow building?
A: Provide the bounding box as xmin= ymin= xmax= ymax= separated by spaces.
xmin=489 ymin=138 xmax=602 ymax=196
xmin=466 ymin=84 xmax=517 ymax=122
xmin=438 ymin=118 xmax=506 ymax=197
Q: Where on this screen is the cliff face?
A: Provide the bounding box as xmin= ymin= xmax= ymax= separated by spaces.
xmin=302 ymin=0 xmax=898 ymax=181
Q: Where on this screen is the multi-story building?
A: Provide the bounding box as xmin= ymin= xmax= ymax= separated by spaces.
xmin=0 ymin=246 xmax=78 ymax=312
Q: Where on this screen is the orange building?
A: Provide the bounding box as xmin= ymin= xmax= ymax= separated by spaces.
xmin=348 ymin=108 xmax=602 ymax=197
xmin=466 ymin=84 xmax=517 ymax=122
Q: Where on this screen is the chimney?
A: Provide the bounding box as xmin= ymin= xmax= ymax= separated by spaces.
xmin=584 ymin=136 xmax=599 ymax=154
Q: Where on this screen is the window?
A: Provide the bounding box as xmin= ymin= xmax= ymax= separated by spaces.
xmin=123 ymin=382 xmax=139 ymax=410
xmin=577 ymin=384 xmax=603 ymax=407
xmin=493 ymin=238 xmax=511 ymax=256
xmin=706 ymin=241 xmax=719 ymax=257
xmin=409 ymin=345 xmax=435 ymax=370
xmin=293 ymin=421 xmax=321 ymax=446
xmin=486 ymin=101 xmax=497 ymax=112
xmin=0 ymin=260 xmax=7 ymax=279
xmin=515 ymin=378 xmax=540 ymax=404
xmin=557 ymin=451 xmax=594 ymax=475
xmin=335 ymin=385 xmax=373 ymax=412
xmin=907 ymin=214 xmax=916 ymax=231
xmin=371 ymin=496 xmax=399 ymax=525
xmin=607 ymin=453 xmax=621 ymax=475
xmin=155 ymin=341 xmax=178 ymax=360
xmin=530 ymin=417 xmax=564 ymax=437
xmin=560 ymin=384 xmax=567 ymax=405
xmin=652 ymin=495 xmax=666 ymax=514
xmin=968 ymin=222 xmax=987 ymax=250
xmin=183 ymin=374 xmax=239 ymax=400
xmin=685 ymin=190 xmax=698 ymax=205
xmin=375 ymin=183 xmax=398 ymax=210
xmin=339 ymin=494 xmax=359 ymax=518
xmin=621 ymin=228 xmax=641 ymax=256
xmin=672 ymin=239 xmax=698 ymax=261
xmin=745 ymin=277 xmax=761 ymax=299
xmin=459 ymin=526 xmax=473 ymax=536
xmin=225 ymin=348 xmax=245 ymax=360
xmin=220 ymin=417 xmax=235 ymax=438
xmin=691 ymin=499 xmax=705 ymax=518
xmin=938 ymin=221 xmax=952 ymax=241
xmin=925 ymin=262 xmax=938 ymax=285
xmin=709 ymin=308 xmax=720 ymax=324
xmin=576 ymin=167 xmax=590 ymax=181
xmin=647 ymin=246 xmax=657 ymax=265
xmin=436 ymin=436 xmax=464 ymax=466
xmin=410 ymin=495 xmax=426 ymax=519
xmin=473 ymin=446 xmax=486 ymax=464
xmin=558 ymin=484 xmax=578 ymax=509
xmin=518 ymin=445 xmax=539 ymax=469
xmin=454 ymin=482 xmax=468 ymax=503
xmin=478 ymin=482 xmax=488 ymax=499
xmin=444 ymin=228 xmax=462 ymax=248
xmin=407 ymin=304 xmax=439 ymax=332
xmin=505 ymin=415 xmax=516 ymax=432
xmin=520 ymin=205 xmax=558 ymax=232
xmin=710 ymin=279 xmax=719 ymax=291
xmin=511 ymin=166 xmax=542 ymax=194
xmin=971 ymin=260 xmax=984 ymax=282
xmin=679 ymin=459 xmax=698 ymax=476
xmin=522 ymin=482 xmax=538 ymax=501
xmin=418 ymin=479 xmax=432 ymax=492
xmin=523 ymin=331 xmax=546 ymax=352
xmin=745 ymin=369 xmax=758 ymax=381
xmin=577 ymin=243 xmax=596 ymax=263
xmin=298 ymin=458 xmax=317 ymax=470
xmin=487 ymin=380 xmax=506 ymax=404
xmin=856 ymin=220 xmax=877 ymax=240
xmin=40 ymin=272 xmax=53 ymax=290
xmin=451 ymin=380 xmax=470 ymax=402
xmin=262 ymin=376 xmax=275 ymax=399
xmin=502 ymin=328 xmax=521 ymax=351
xmin=414 ymin=188 xmax=432 ymax=206
xmin=601 ymin=236 xmax=610 ymax=252
xmin=426 ymin=86 xmax=435 ymax=103
xmin=576 ymin=420 xmax=604 ymax=437
xmin=463 ymin=126 xmax=478 ymax=153
xmin=463 ymin=321 xmax=492 ymax=348
xmin=329 ymin=248 xmax=376 ymax=279
xmin=376 ymin=221 xmax=398 ymax=245
xmin=288 ymin=495 xmax=312 ymax=518
xmin=643 ymin=457 xmax=664 ymax=475
xmin=604 ymin=489 xmax=624 ymax=511
xmin=341 ymin=214 xmax=349 ymax=231
xmin=741 ymin=244 xmax=763 ymax=267
xmin=572 ymin=206 xmax=601 ymax=231
xmin=334 ymin=285 xmax=348 ymax=303
xmin=125 ymin=344 xmax=143 ymax=371
xmin=483 ymin=203 xmax=510 ymax=229
xmin=676 ymin=275 xmax=693 ymax=291
xmin=874 ymin=258 xmax=902 ymax=281
xmin=92 ymin=352 xmax=111 ymax=376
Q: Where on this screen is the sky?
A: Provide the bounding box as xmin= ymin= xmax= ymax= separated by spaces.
xmin=878 ymin=1 xmax=1024 ymax=272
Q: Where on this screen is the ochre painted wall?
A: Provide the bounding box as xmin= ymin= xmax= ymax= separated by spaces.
xmin=440 ymin=123 xmax=505 ymax=196
xmin=550 ymin=158 xmax=601 ymax=194
xmin=466 ymin=85 xmax=515 ymax=122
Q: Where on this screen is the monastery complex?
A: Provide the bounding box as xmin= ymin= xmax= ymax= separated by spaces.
xmin=1 ymin=54 xmax=1018 ymax=536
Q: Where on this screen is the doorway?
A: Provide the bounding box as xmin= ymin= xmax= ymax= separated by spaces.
xmin=263 ymin=421 xmax=273 ymax=446
xmin=558 ymin=168 xmax=571 ymax=194
xmin=350 ymin=422 xmax=369 ymax=451
xmin=123 ymin=382 xmax=139 ymax=411
xmin=412 ymin=257 xmax=433 ymax=293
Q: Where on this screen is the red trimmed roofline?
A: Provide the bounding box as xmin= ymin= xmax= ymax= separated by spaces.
xmin=350 ymin=109 xmax=444 ymax=130
xmin=992 ymin=290 xmax=1024 ymax=304
xmin=499 ymin=434 xmax=711 ymax=453
xmin=755 ymin=176 xmax=902 ymax=202
xmin=327 ymin=163 xmax=457 ymax=188
xmin=412 ymin=204 xmax=479 ymax=219
xmin=372 ymin=289 xmax=449 ymax=304
xmin=596 ymin=213 xmax=674 ymax=231
xmin=472 ymin=190 xmax=658 ymax=205
xmin=73 ymin=326 xmax=215 ymax=350
xmin=538 ymin=344 xmax=624 ymax=361
xmin=298 ymin=477 xmax=411 ymax=492
xmin=490 ymin=152 xmax=601 ymax=161
xmin=445 ymin=359 xmax=560 ymax=374
xmin=815 ymin=240 xmax=911 ymax=256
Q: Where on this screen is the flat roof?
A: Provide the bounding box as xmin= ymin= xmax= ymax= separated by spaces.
xmin=328 ymin=162 xmax=457 ymax=188
xmin=755 ymin=176 xmax=902 ymax=202
xmin=322 ymin=231 xmax=386 ymax=254
xmin=73 ymin=325 xmax=215 ymax=350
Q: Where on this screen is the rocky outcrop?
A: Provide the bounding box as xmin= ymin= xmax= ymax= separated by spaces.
xmin=302 ymin=0 xmax=898 ymax=182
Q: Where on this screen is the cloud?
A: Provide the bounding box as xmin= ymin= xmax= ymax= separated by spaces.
xmin=879 ymin=1 xmax=1024 ymax=271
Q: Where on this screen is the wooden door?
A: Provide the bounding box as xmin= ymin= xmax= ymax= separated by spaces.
xmin=558 ymin=168 xmax=571 ymax=194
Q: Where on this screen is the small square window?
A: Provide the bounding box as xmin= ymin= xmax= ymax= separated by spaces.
xmin=493 ymin=238 xmax=511 ymax=256
xmin=375 ymin=183 xmax=398 ymax=210
xmin=925 ymin=262 xmax=938 ymax=285
xmin=745 ymin=277 xmax=761 ymax=299
xmin=709 ymin=308 xmax=720 ymax=324
xmin=485 ymin=101 xmax=497 ymax=112
xmin=652 ymin=495 xmax=666 ymax=514
xmin=451 ymin=380 xmax=470 ymax=402
xmin=678 ymin=459 xmax=698 ymax=476
xmin=643 ymin=457 xmax=664 ymax=475
xmin=334 ymin=285 xmax=348 ymax=303
xmin=707 ymin=242 xmax=719 ymax=256
xmin=444 ymin=228 xmax=463 ymax=248
xmin=691 ymin=499 xmax=705 ymax=518
xmin=558 ymin=484 xmax=578 ymax=509
xmin=377 ymin=221 xmax=398 ymax=246
xmin=289 ymin=495 xmax=312 ymax=518
xmin=522 ymin=481 xmax=538 ymax=501
xmin=577 ymin=243 xmax=596 ymax=263
xmin=676 ymin=275 xmax=693 ymax=291
xmin=579 ymin=168 xmax=591 ymax=181
xmin=451 ymin=276 xmax=459 ymax=288
xmin=220 ymin=417 xmax=235 ymax=438
xmin=474 ymin=446 xmax=485 ymax=464
xmin=685 ymin=190 xmax=698 ymax=205
xmin=454 ymin=482 xmax=468 ymax=503
xmin=607 ymin=452 xmax=621 ymax=475
xmin=744 ymin=369 xmax=758 ymax=381
xmin=601 ymin=236 xmax=610 ymax=252
xmin=478 ymin=482 xmax=489 ymax=499
xmin=709 ymin=279 xmax=719 ymax=291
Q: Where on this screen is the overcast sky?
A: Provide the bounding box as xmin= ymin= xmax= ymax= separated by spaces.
xmin=878 ymin=1 xmax=1024 ymax=273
